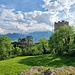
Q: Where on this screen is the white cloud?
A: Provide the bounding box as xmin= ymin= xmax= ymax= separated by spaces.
xmin=42 ymin=0 xmax=75 ymax=11
xmin=25 ymin=10 xmax=59 ymax=25
xmin=42 ymin=0 xmax=75 ymax=26
xmin=0 ymin=8 xmax=28 ymax=34
xmin=42 ymin=0 xmax=63 ymax=11
xmin=0 ymin=0 xmax=75 ymax=34
xmin=0 ymin=28 xmax=5 ymax=34
xmin=0 ymin=8 xmax=55 ymax=34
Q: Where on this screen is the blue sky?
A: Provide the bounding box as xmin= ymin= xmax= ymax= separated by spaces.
xmin=0 ymin=0 xmax=45 ymax=12
xmin=0 ymin=0 xmax=75 ymax=34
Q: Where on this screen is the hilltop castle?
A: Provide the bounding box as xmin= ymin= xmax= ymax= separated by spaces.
xmin=54 ymin=20 xmax=69 ymax=31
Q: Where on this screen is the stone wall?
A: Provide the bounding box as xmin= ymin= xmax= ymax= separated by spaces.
xmin=54 ymin=20 xmax=69 ymax=31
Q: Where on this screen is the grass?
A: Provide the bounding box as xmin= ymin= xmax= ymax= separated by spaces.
xmin=0 ymin=56 xmax=32 ymax=75
xmin=0 ymin=54 xmax=75 ymax=75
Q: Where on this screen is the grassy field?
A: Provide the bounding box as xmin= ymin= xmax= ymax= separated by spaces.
xmin=0 ymin=54 xmax=75 ymax=75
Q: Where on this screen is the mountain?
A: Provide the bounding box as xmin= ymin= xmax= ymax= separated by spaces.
xmin=0 ymin=31 xmax=53 ymax=41
xmin=29 ymin=31 xmax=53 ymax=41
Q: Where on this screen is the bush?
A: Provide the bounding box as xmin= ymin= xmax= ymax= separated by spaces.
xmin=22 ymin=48 xmax=32 ymax=56
xmin=31 ymin=46 xmax=39 ymax=55
xmin=12 ymin=47 xmax=22 ymax=56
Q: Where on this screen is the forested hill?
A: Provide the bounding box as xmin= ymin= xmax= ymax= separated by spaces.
xmin=0 ymin=31 xmax=53 ymax=41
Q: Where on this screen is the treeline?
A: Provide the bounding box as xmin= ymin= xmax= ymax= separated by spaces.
xmin=0 ymin=36 xmax=50 ymax=60
xmin=12 ymin=36 xmax=50 ymax=56
xmin=0 ymin=25 xmax=75 ymax=60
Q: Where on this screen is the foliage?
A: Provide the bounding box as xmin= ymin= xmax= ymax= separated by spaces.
xmin=26 ymin=36 xmax=34 ymax=49
xmin=0 ymin=36 xmax=12 ymax=60
xmin=12 ymin=36 xmax=35 ymax=56
xmin=18 ymin=36 xmax=34 ymax=50
xmin=12 ymin=36 xmax=50 ymax=56
xmin=12 ymin=47 xmax=22 ymax=56
xmin=31 ymin=46 xmax=39 ymax=55
xmin=39 ymin=37 xmax=50 ymax=54
xmin=22 ymin=48 xmax=32 ymax=56
xmin=49 ymin=26 xmax=75 ymax=55
xmin=29 ymin=37 xmax=50 ymax=55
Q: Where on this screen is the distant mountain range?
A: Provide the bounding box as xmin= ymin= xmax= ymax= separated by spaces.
xmin=0 ymin=31 xmax=53 ymax=41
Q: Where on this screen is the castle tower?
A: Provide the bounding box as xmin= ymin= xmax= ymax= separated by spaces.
xmin=54 ymin=20 xmax=69 ymax=31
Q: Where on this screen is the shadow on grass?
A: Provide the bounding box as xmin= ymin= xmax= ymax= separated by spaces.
xmin=18 ymin=54 xmax=75 ymax=68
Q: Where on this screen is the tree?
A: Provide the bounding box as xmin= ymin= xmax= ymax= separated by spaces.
xmin=68 ymin=34 xmax=75 ymax=56
xmin=17 ymin=36 xmax=34 ymax=50
xmin=18 ymin=38 xmax=26 ymax=49
xmin=49 ymin=26 xmax=74 ymax=55
xmin=12 ymin=47 xmax=22 ymax=56
xmin=12 ymin=36 xmax=34 ymax=56
xmin=39 ymin=37 xmax=50 ymax=54
xmin=26 ymin=36 xmax=34 ymax=49
xmin=0 ymin=36 xmax=12 ymax=60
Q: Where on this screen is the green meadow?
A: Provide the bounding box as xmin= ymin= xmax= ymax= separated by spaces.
xmin=0 ymin=54 xmax=75 ymax=75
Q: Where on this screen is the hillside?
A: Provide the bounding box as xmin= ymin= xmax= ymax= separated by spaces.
xmin=0 ymin=54 xmax=75 ymax=75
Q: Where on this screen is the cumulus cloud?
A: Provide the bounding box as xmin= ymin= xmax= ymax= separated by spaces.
xmin=0 ymin=0 xmax=75 ymax=34
xmin=0 ymin=8 xmax=27 ymax=34
xmin=0 ymin=4 xmax=58 ymax=34
xmin=26 ymin=10 xmax=60 ymax=28
xmin=0 ymin=7 xmax=54 ymax=34
xmin=42 ymin=1 xmax=63 ymax=11
xmin=42 ymin=0 xmax=75 ymax=26
xmin=42 ymin=0 xmax=75 ymax=11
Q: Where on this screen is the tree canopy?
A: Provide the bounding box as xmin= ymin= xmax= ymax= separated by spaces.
xmin=49 ymin=26 xmax=75 ymax=55
xmin=0 ymin=36 xmax=12 ymax=60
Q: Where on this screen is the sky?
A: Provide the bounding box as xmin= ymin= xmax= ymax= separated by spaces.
xmin=0 ymin=0 xmax=75 ymax=34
